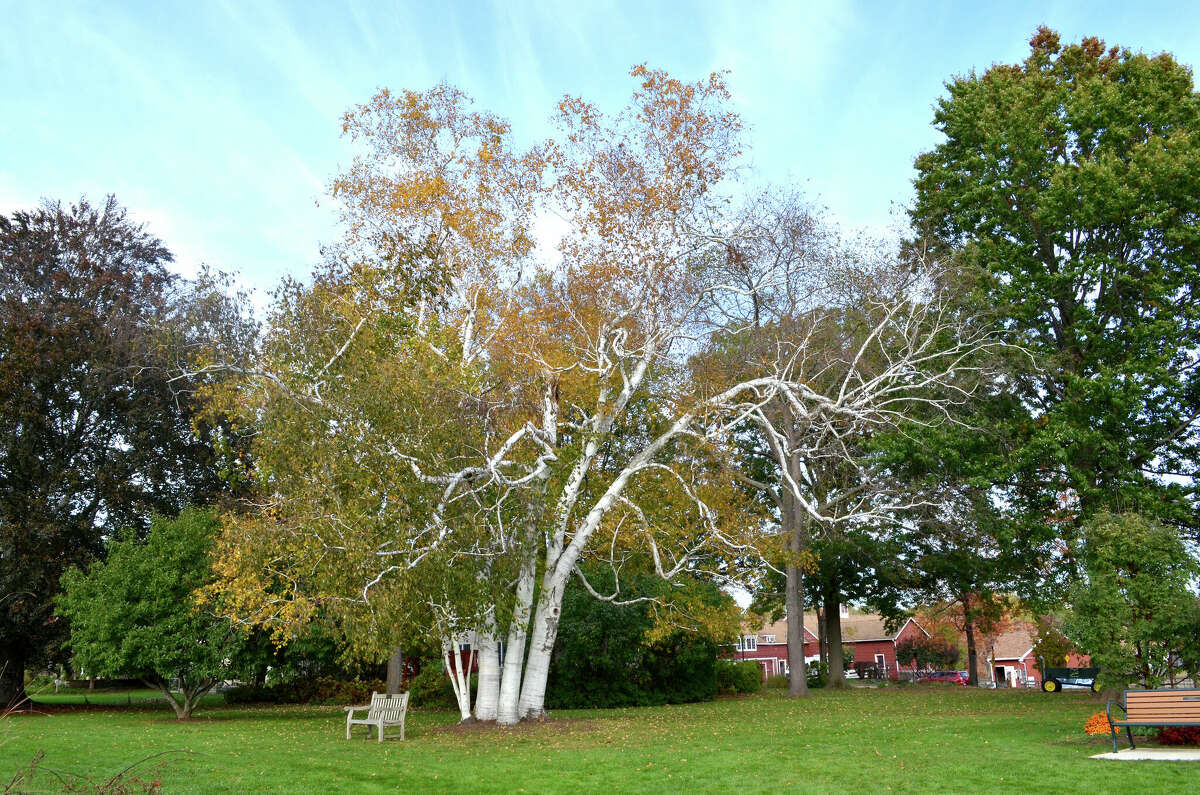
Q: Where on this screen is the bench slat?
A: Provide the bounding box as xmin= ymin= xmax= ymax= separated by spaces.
xmin=1127 ymin=696 xmax=1200 ymax=703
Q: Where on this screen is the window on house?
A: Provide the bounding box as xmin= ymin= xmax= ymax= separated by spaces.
xmin=460 ymin=643 xmax=471 ymax=652
xmin=743 ymin=635 xmax=757 ymax=651
xmin=497 ymin=641 xmax=506 ymax=665
xmin=735 ymin=637 xmax=743 ymax=651
xmin=762 ymin=634 xmax=775 ymax=643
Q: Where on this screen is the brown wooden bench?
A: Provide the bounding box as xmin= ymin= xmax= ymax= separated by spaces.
xmin=1106 ymin=688 xmax=1200 ymax=752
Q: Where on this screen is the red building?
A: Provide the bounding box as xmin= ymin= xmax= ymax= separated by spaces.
xmin=838 ymin=613 xmax=931 ymax=678
xmin=730 ymin=619 xmax=817 ymax=680
xmin=978 ymin=625 xmax=1090 ymax=687
xmin=731 ymin=611 xmax=930 ymax=681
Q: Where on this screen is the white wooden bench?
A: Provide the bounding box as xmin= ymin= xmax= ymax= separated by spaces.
xmin=345 ymin=692 xmax=408 ymax=742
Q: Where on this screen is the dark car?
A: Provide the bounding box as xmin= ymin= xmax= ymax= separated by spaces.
xmin=917 ymin=670 xmax=969 ymax=686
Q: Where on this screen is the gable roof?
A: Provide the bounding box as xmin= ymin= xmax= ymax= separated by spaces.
xmin=989 ymin=626 xmax=1037 ymax=661
xmin=742 ymin=612 xmax=927 ymax=643
xmin=801 ymin=612 xmax=929 ymax=642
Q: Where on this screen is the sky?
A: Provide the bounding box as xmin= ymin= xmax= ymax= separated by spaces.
xmin=4 ymin=1 xmax=1200 ymax=300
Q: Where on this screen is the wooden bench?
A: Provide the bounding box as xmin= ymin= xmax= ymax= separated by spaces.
xmin=345 ymin=692 xmax=408 ymax=742
xmin=1106 ymin=688 xmax=1200 ymax=752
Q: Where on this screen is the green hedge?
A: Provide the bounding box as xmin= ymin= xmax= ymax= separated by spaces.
xmin=806 ymin=661 xmax=829 ymax=689
xmin=716 ymin=660 xmax=762 ymax=694
xmin=544 ymin=573 xmax=726 ymax=709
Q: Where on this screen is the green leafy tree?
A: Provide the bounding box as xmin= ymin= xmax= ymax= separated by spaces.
xmin=1031 ymin=614 xmax=1076 ymax=670
xmin=58 ymin=508 xmax=243 ymax=719
xmin=0 ymin=197 xmax=251 ymax=708
xmin=892 ymin=482 xmax=1018 ymax=686
xmin=910 ymin=28 xmax=1200 ymax=561
xmin=748 ymin=528 xmax=909 ymax=688
xmin=545 ymin=570 xmax=737 ymax=709
xmin=1064 ymin=512 xmax=1200 ymax=689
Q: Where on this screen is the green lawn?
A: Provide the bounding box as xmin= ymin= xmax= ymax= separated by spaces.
xmin=2 ymin=686 xmax=1193 ymax=792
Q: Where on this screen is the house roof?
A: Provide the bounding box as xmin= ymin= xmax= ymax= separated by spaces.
xmin=989 ymin=626 xmax=1037 ymax=661
xmin=742 ymin=612 xmax=926 ymax=643
xmin=805 ymin=612 xmax=930 ymax=642
xmin=743 ymin=618 xmax=814 ymax=642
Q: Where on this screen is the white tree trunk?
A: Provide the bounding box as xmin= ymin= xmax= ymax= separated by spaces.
xmin=474 ymin=626 xmax=500 ymax=721
xmin=518 ymin=570 xmax=571 ymax=720
xmin=496 ymin=547 xmax=537 ymax=725
xmin=443 ymin=638 xmax=474 ymax=722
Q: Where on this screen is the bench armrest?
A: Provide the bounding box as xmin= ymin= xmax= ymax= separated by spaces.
xmin=344 ymin=704 xmax=371 ymax=713
xmin=1106 ymin=699 xmax=1126 ymax=724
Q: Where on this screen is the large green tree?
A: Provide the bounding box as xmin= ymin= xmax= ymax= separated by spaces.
xmin=58 ymin=508 xmax=243 ymax=719
xmin=1064 ymin=512 xmax=1200 ymax=689
xmin=910 ymin=28 xmax=1200 ymax=556
xmin=0 ymin=197 xmax=249 ymax=707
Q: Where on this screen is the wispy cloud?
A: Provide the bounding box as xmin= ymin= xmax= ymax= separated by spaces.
xmin=7 ymin=0 xmax=1200 ymax=299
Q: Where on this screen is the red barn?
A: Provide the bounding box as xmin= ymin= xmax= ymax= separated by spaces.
xmin=835 ymin=613 xmax=930 ymax=678
xmin=979 ymin=625 xmax=1090 ymax=687
xmin=983 ymin=627 xmax=1040 ymax=687
xmin=729 ymin=619 xmax=818 ymax=680
xmin=731 ymin=611 xmax=930 ymax=681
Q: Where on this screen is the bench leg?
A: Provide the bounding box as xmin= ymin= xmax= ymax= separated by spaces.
xmin=377 ymin=720 xmax=384 ymax=743
xmin=346 ymin=715 xmax=352 ymax=740
xmin=1110 ymin=723 xmax=1119 ymax=753
xmin=1126 ymin=726 xmax=1135 ymax=750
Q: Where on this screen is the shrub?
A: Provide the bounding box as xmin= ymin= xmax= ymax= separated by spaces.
xmin=716 ymin=660 xmax=762 ymax=695
xmin=640 ymin=632 xmax=719 ymax=705
xmin=806 ymin=661 xmax=829 ymax=689
xmin=544 ymin=572 xmax=728 ymax=709
xmin=224 ymin=677 xmax=384 ymax=705
xmin=406 ymin=662 xmax=473 ymax=709
xmin=1158 ymin=726 xmax=1200 ymax=746
xmin=896 ymin=635 xmax=960 ymax=670
xmin=764 ymin=674 xmax=788 ymax=690
xmin=23 ymin=672 xmax=55 ymax=691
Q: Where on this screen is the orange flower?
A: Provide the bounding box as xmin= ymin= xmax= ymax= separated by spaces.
xmin=1084 ymin=712 xmax=1112 ymax=735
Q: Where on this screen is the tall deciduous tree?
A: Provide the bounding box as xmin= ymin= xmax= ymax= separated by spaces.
xmin=0 ymin=197 xmax=248 ymax=708
xmin=207 ymin=68 xmax=1000 ymax=724
xmin=701 ymin=211 xmax=986 ymax=696
xmin=910 ymin=28 xmax=1200 ymax=561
